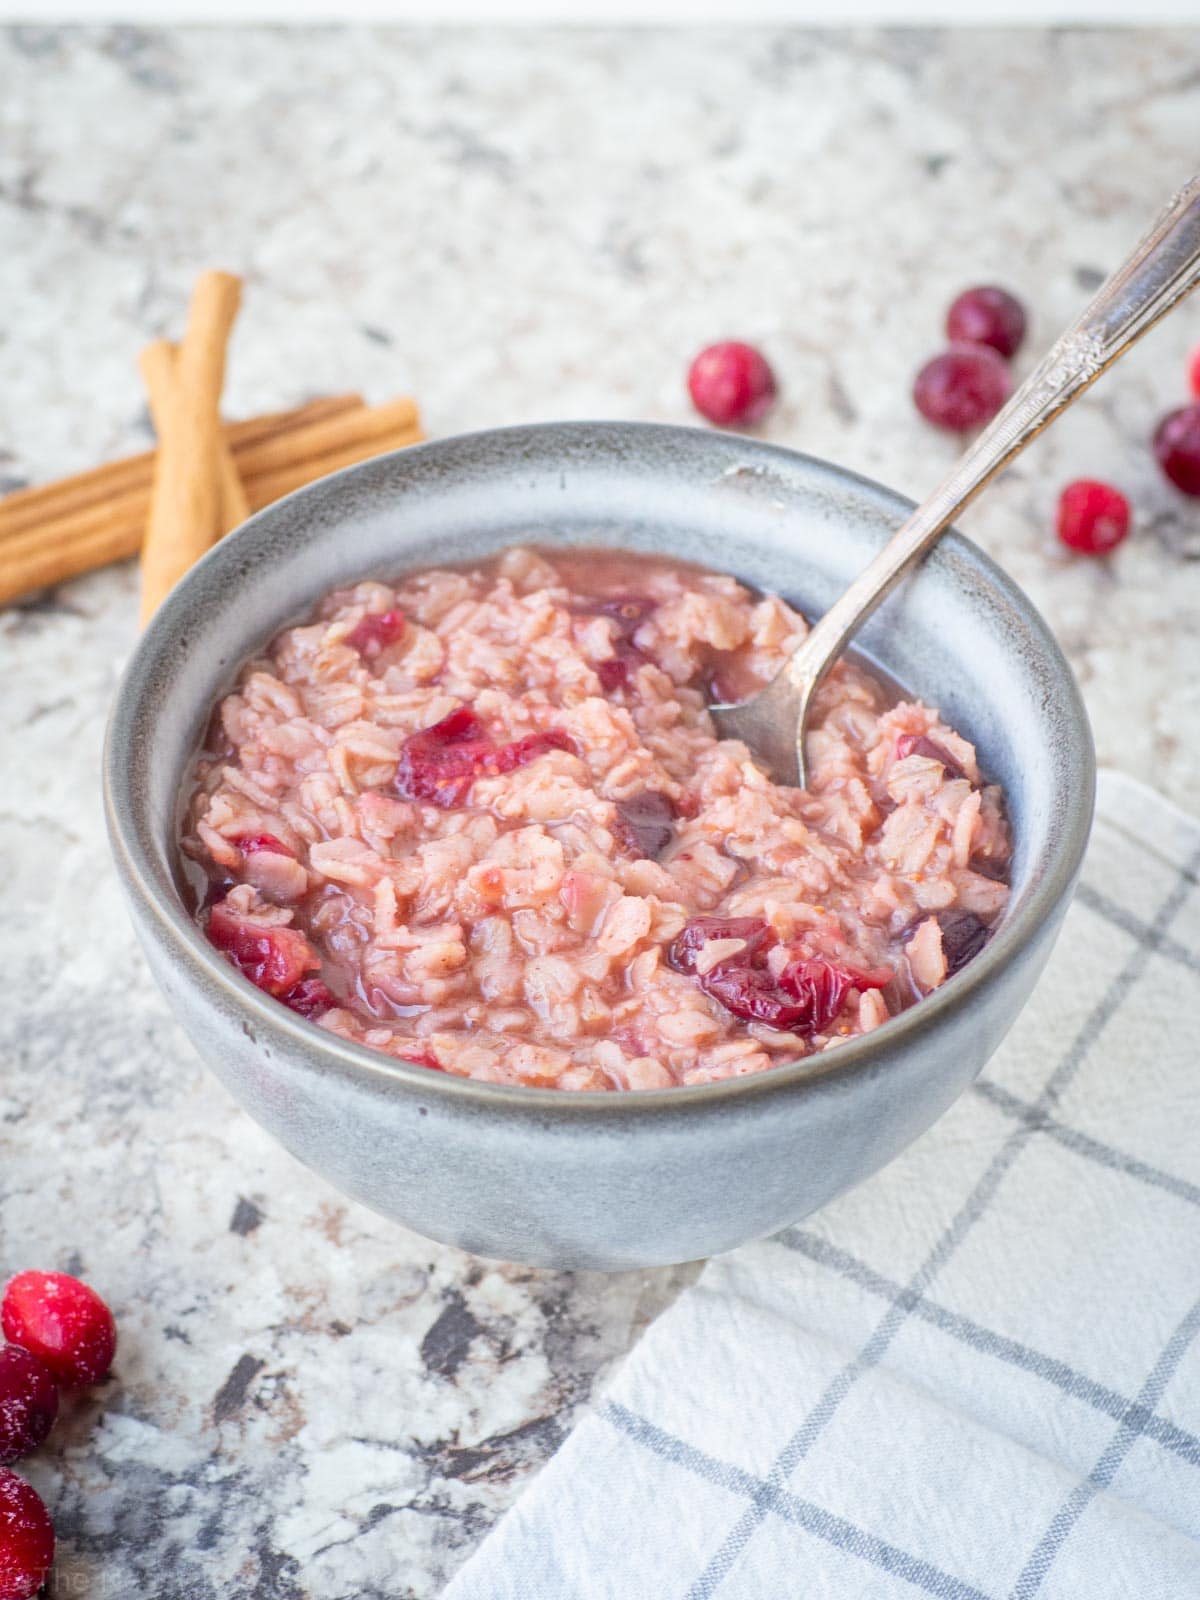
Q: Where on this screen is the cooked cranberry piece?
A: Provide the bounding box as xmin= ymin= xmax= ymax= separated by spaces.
xmin=936 ymin=910 xmax=991 ymax=976
xmin=895 ymin=733 xmax=965 ymax=779
xmin=1153 ymin=404 xmax=1200 ymax=496
xmin=2 ymin=1273 xmax=116 ymax=1389
xmin=779 ymin=958 xmax=891 ymax=1034
xmin=1056 ymin=480 xmax=1130 ymax=555
xmin=281 ymin=977 xmax=336 ymax=1019
xmin=913 ymin=345 xmax=1011 ymax=431
xmin=701 ymin=963 xmax=810 ymax=1030
xmin=396 ymin=707 xmax=570 ymax=808
xmin=236 ymin=832 xmax=294 ymax=858
xmin=687 ymin=342 xmax=778 ymax=427
xmin=1190 ymin=346 xmax=1200 ymax=400
xmin=668 ymin=916 xmax=773 ymax=975
xmin=346 ymin=608 xmax=406 ymax=655
xmin=0 ymin=1349 xmax=58 ymax=1465
xmin=207 ymin=902 xmax=319 ymax=997
xmin=597 ymin=656 xmax=633 ymax=692
xmin=0 ymin=1468 xmax=54 ymax=1600
xmin=576 ymin=597 xmax=658 ymax=696
xmin=945 ymin=286 xmax=1026 ymax=359
xmin=613 ymin=791 xmax=677 ymax=859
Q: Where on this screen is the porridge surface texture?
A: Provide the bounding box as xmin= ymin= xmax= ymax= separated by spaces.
xmin=186 ymin=549 xmax=1009 ymax=1089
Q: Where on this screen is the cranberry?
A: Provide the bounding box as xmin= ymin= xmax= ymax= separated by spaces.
xmin=1056 ymin=480 xmax=1131 ymax=556
xmin=596 ymin=657 xmax=633 ymax=692
xmin=913 ymin=345 xmax=1011 ymax=431
xmin=701 ymin=963 xmax=811 ymax=1030
xmin=936 ymin=910 xmax=990 ymax=976
xmin=0 ymin=1468 xmax=54 ymax=1600
xmin=1153 ymin=404 xmax=1200 ymax=496
xmin=668 ymin=916 xmax=774 ymax=975
xmin=395 ymin=707 xmax=570 ymax=809
xmin=945 ymin=286 xmax=1026 ymax=359
xmin=2 ymin=1273 xmax=116 ymax=1390
xmin=281 ymin=977 xmax=336 ymax=1019
xmin=0 ymin=1350 xmax=58 ymax=1465
xmin=236 ymin=833 xmax=294 ymax=858
xmin=577 ymin=597 xmax=657 ymax=696
xmin=206 ymin=902 xmax=319 ymax=997
xmin=687 ymin=342 xmax=778 ymax=428
xmin=346 ymin=609 xmax=406 ymax=656
xmin=613 ymin=791 xmax=677 ymax=859
xmin=1190 ymin=346 xmax=1200 ymax=400
xmin=779 ymin=958 xmax=891 ymax=1034
xmin=895 ymin=733 xmax=965 ymax=780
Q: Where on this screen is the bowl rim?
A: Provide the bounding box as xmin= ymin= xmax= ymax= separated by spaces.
xmin=104 ymin=419 xmax=1095 ymax=1120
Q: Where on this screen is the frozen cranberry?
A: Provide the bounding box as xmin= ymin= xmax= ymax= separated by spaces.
xmin=945 ymin=286 xmax=1027 ymax=359
xmin=236 ymin=833 xmax=294 ymax=858
xmin=913 ymin=345 xmax=1011 ymax=431
xmin=1153 ymin=403 xmax=1200 ymax=496
xmin=779 ymin=958 xmax=891 ymax=1034
xmin=280 ymin=977 xmax=336 ymax=1019
xmin=0 ymin=1349 xmax=58 ymax=1465
xmin=346 ymin=608 xmax=406 ymax=656
xmin=895 ymin=733 xmax=965 ymax=780
xmin=0 ymin=1468 xmax=54 ymax=1600
xmin=2 ymin=1273 xmax=116 ymax=1389
xmin=396 ymin=707 xmax=570 ymax=809
xmin=613 ymin=791 xmax=677 ymax=859
xmin=668 ymin=917 xmax=774 ymax=975
xmin=936 ymin=910 xmax=990 ymax=976
xmin=1056 ymin=480 xmax=1131 ymax=555
xmin=206 ymin=902 xmax=319 ymax=997
xmin=687 ymin=342 xmax=778 ymax=428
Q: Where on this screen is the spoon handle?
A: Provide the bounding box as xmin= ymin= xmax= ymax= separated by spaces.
xmin=783 ymin=173 xmax=1200 ymax=702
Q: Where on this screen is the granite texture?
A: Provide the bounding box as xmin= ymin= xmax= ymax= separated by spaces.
xmin=1 ymin=23 xmax=1198 ymax=1599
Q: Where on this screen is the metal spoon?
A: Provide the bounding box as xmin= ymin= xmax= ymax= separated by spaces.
xmin=710 ymin=175 xmax=1200 ymax=788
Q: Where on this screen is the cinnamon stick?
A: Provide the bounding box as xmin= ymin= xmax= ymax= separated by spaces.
xmin=140 ymin=339 xmax=250 ymax=535
xmin=139 ymin=271 xmax=242 ymax=623
xmin=0 ymin=394 xmax=362 ymax=541
xmin=0 ymin=399 xmax=422 ymax=607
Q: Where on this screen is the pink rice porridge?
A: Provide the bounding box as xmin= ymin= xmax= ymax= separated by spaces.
xmin=182 ymin=546 xmax=1011 ymax=1091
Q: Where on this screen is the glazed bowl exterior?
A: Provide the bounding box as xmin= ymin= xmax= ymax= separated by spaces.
xmin=104 ymin=422 xmax=1094 ymax=1270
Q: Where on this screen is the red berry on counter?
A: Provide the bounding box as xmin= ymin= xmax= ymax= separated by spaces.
xmin=2 ymin=1273 xmax=116 ymax=1389
xmin=0 ymin=1468 xmax=54 ymax=1600
xmin=1153 ymin=403 xmax=1200 ymax=496
xmin=945 ymin=285 xmax=1027 ymax=359
xmin=687 ymin=342 xmax=777 ymax=428
xmin=1188 ymin=346 xmax=1200 ymax=399
xmin=0 ymin=1349 xmax=58 ymax=1465
xmin=1056 ymin=480 xmax=1131 ymax=555
xmin=913 ymin=345 xmax=1011 ymax=432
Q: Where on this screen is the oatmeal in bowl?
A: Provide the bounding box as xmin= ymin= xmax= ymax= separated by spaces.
xmin=183 ymin=545 xmax=1010 ymax=1092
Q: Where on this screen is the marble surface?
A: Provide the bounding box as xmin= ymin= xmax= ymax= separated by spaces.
xmin=2 ymin=23 xmax=1198 ymax=1598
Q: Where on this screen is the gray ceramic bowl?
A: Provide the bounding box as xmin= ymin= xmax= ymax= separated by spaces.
xmin=104 ymin=422 xmax=1094 ymax=1270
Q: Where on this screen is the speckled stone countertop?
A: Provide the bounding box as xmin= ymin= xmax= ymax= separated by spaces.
xmin=2 ymin=23 xmax=1198 ymax=1599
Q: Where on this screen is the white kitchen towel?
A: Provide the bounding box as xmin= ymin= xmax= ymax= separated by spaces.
xmin=443 ymin=771 xmax=1200 ymax=1600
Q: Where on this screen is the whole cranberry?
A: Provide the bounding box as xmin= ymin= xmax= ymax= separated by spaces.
xmin=945 ymin=286 xmax=1027 ymax=359
xmin=913 ymin=345 xmax=1011 ymax=432
xmin=1188 ymin=345 xmax=1200 ymax=400
xmin=1056 ymin=480 xmax=1131 ymax=556
xmin=1153 ymin=403 xmax=1200 ymax=496
xmin=0 ymin=1468 xmax=54 ymax=1600
xmin=0 ymin=1350 xmax=58 ymax=1465
xmin=2 ymin=1273 xmax=116 ymax=1389
xmin=687 ymin=342 xmax=777 ymax=428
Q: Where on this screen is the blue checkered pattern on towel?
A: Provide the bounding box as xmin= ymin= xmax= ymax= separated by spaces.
xmin=442 ymin=772 xmax=1200 ymax=1600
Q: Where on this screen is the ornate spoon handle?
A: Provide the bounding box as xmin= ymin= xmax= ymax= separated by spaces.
xmin=718 ymin=176 xmax=1200 ymax=787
